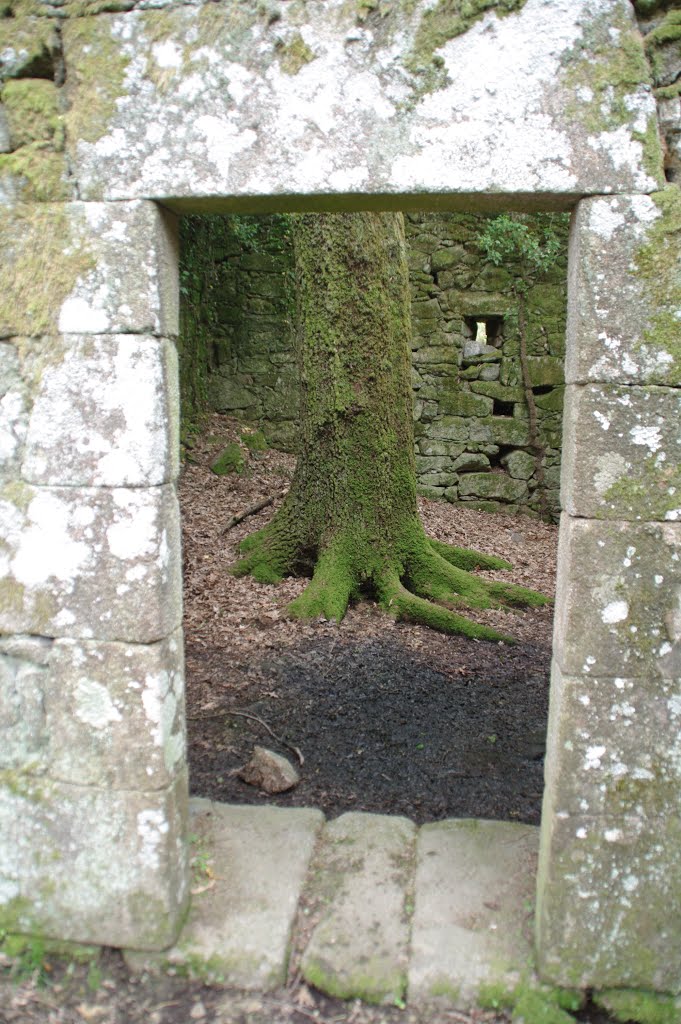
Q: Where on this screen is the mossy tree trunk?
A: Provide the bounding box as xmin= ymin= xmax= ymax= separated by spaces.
xmin=233 ymin=212 xmax=547 ymax=642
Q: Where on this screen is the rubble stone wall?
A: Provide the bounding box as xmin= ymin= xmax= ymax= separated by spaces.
xmin=182 ymin=211 xmax=569 ymax=519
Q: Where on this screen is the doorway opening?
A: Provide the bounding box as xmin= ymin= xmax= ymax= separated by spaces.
xmin=177 ymin=209 xmax=567 ymax=826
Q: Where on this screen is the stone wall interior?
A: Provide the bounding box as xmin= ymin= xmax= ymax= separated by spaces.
xmin=181 ymin=210 xmax=569 ymax=520
xmin=0 ymin=0 xmax=679 ymax=1001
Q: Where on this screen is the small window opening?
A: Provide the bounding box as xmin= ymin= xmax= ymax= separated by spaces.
xmin=464 ymin=315 xmax=504 ymax=348
xmin=493 ymin=398 xmax=515 ymax=417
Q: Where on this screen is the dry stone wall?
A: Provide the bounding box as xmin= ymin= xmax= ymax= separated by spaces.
xmin=183 ymin=211 xmax=569 ymax=519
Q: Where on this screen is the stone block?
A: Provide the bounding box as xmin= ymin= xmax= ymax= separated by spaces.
xmin=536 ymin=811 xmax=681 ymax=993
xmin=526 ymin=356 xmax=564 ymax=387
xmin=543 ymin=662 xmax=681 ymax=821
xmin=430 ymin=417 xmax=469 ymax=443
xmin=502 ymin=450 xmax=536 ymax=480
xmin=0 ymin=202 xmax=178 ymax=339
xmin=411 ymin=345 xmax=456 ymax=365
xmin=458 ymin=472 xmax=528 ymax=503
xmin=128 ymin=800 xmax=323 ymax=989
xmin=0 ymin=482 xmax=181 ymax=643
xmin=565 ymin=193 xmax=680 ymax=388
xmin=21 ymin=335 xmax=179 ymax=487
xmin=553 ymin=516 xmax=680 ymax=680
xmin=470 ymin=381 xmax=525 ymax=403
xmin=561 ymin=384 xmax=680 ymax=521
xmin=409 ymin=820 xmax=539 ymax=1006
xmin=451 ymin=452 xmax=490 ymax=473
xmin=482 ymin=416 xmax=531 ymax=446
xmin=301 ymin=812 xmax=416 ymax=1004
xmin=0 ymin=770 xmax=189 ymax=951
xmin=438 ymin=392 xmax=493 ymax=418
xmin=61 ymin=2 xmax=658 ymax=202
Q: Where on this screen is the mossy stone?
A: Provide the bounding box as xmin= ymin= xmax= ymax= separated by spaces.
xmin=211 ymin=442 xmax=245 ymax=475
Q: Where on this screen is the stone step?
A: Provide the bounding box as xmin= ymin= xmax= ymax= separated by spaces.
xmin=408 ymin=819 xmax=539 ymax=1007
xmin=125 ymin=800 xmax=324 ymax=990
xmin=125 ymin=801 xmax=539 ymax=1009
xmin=300 ymin=811 xmax=416 ymax=1005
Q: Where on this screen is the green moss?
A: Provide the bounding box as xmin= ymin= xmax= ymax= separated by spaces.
xmin=406 ymin=0 xmax=528 ymax=94
xmin=0 ymin=768 xmax=51 ymax=803
xmin=602 ymin=452 xmax=681 ymax=522
xmin=211 ymin=442 xmax=246 ymax=475
xmin=632 ymin=114 xmax=665 ymax=186
xmin=633 ymin=187 xmax=681 ymax=384
xmin=302 ymin=955 xmax=406 ymax=1005
xmin=241 ymin=429 xmax=268 ymax=452
xmin=62 ymin=17 xmax=131 ymax=144
xmin=278 ymin=32 xmax=315 ymax=75
xmin=595 ymin=990 xmax=681 ymax=1024
xmin=644 ymin=10 xmax=681 ymax=49
xmin=1 ymin=79 xmax=61 ymax=148
xmin=562 ymin=8 xmax=661 ymax=181
xmin=0 ymin=144 xmax=70 ymax=202
xmin=478 ymin=979 xmax=583 ymax=1024
xmin=0 ymin=206 xmax=95 ymax=336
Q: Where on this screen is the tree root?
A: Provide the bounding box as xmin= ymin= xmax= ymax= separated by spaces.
xmin=378 ymin=574 xmax=514 ymax=644
xmin=232 ymin=517 xmax=550 ymax=642
xmin=230 ymin=518 xmax=299 ymax=584
xmin=288 ymin=542 xmax=357 ymax=623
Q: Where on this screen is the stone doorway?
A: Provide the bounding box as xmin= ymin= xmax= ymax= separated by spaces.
xmin=1 ymin=0 xmax=678 ymax=998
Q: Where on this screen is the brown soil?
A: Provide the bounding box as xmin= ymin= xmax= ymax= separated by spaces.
xmin=183 ymin=415 xmax=558 ymax=826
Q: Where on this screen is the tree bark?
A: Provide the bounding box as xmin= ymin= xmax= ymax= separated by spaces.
xmin=232 ymin=212 xmax=547 ymax=641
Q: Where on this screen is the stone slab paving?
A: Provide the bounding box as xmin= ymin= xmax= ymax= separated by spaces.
xmin=408 ymin=819 xmax=539 ymax=1008
xmin=125 ymin=803 xmax=540 ymax=1007
xmin=125 ymin=800 xmax=324 ymax=990
xmin=300 ymin=812 xmax=416 ymax=1005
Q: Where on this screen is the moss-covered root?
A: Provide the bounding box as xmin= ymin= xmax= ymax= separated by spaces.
xmin=428 ymin=537 xmax=513 ymax=572
xmin=230 ymin=521 xmax=298 ymax=585
xmin=287 ymin=543 xmax=358 ymax=623
xmin=379 ymin=573 xmax=514 ymax=643
xmin=408 ymin=541 xmax=551 ymax=612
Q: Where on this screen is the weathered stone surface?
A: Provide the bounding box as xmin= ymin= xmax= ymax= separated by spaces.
xmin=544 ymin=662 xmax=681 ymax=821
xmin=0 ymin=770 xmax=189 ymax=951
xmin=565 ymin=192 xmax=680 ymax=387
xmin=0 ymin=634 xmax=48 ymax=772
xmin=553 ymin=516 xmax=680 ymax=680
xmin=0 ymin=341 xmax=29 ymax=476
xmin=0 ymin=202 xmax=178 ymax=339
xmin=0 ymin=483 xmax=181 ymax=643
xmin=409 ymin=820 xmax=539 ymax=1006
xmin=536 ymin=810 xmax=681 ymax=993
xmin=0 ymin=19 xmax=57 ymax=82
xmin=40 ymin=632 xmax=184 ymax=791
xmin=561 ymin=383 xmax=681 ymax=521
xmin=61 ymin=0 xmax=659 ymax=203
xmin=301 ymin=812 xmax=415 ymax=1005
xmin=458 ymin=472 xmax=528 ymax=503
xmin=502 ymin=450 xmax=536 ymax=480
xmin=21 ymin=335 xmax=179 ymax=487
xmin=127 ymin=800 xmax=323 ymax=989
xmin=238 ymin=746 xmax=299 ymax=794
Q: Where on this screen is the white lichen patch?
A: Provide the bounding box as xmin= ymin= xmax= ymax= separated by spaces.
xmin=137 ymin=808 xmax=170 ymax=870
xmin=22 ymin=335 xmax=176 ymax=488
xmin=74 ymin=677 xmax=123 ymax=729
xmin=602 ymin=600 xmax=629 ymax=625
xmin=63 ymin=0 xmax=657 ymax=202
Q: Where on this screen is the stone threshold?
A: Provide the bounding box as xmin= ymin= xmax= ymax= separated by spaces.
xmin=124 ymin=798 xmax=539 ymax=1009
